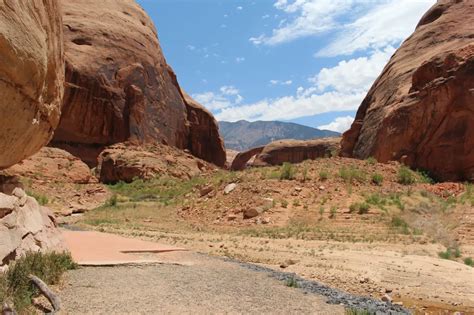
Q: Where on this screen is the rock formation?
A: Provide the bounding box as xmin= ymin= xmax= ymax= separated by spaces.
xmin=182 ymin=92 xmax=226 ymax=167
xmin=98 ymin=142 xmax=216 ymax=184
xmin=230 ymin=138 xmax=340 ymax=171
xmin=51 ymin=0 xmax=225 ymax=167
xmin=0 ymin=176 xmax=64 ymax=266
xmin=341 ymin=0 xmax=474 ymax=181
xmin=0 ymin=0 xmax=64 ymax=168
xmin=254 ymin=138 xmax=340 ymax=167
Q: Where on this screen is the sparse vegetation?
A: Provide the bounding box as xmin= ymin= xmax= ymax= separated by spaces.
xmin=339 ymin=166 xmax=366 ymax=183
xmin=319 ymin=169 xmax=329 ymax=181
xmin=397 ymin=166 xmax=416 ymax=185
xmin=438 ymin=247 xmax=461 ymax=260
xmin=390 ymin=216 xmax=410 ymax=234
xmin=281 ymin=200 xmax=288 ymax=208
xmin=349 ymin=202 xmax=370 ymax=214
xmin=280 ymin=162 xmax=296 ymax=180
xmin=366 ymin=157 xmax=377 ymax=165
xmin=371 ymin=173 xmax=383 ymax=186
xmin=0 ymin=251 xmax=76 ymax=312
xmin=26 ymin=191 xmax=49 ymax=206
xmin=464 ymin=257 xmax=473 ymax=267
xmin=285 ymin=276 xmax=299 ymax=288
xmin=346 ymin=308 xmax=375 ymax=315
xmin=329 ymin=206 xmax=337 ymax=219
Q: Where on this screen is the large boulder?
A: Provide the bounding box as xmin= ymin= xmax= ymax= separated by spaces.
xmin=0 ymin=176 xmax=64 ymax=266
xmin=341 ymin=0 xmax=474 ymax=181
xmin=51 ymin=0 xmax=225 ymax=168
xmin=254 ymin=138 xmax=340 ymax=166
xmin=0 ymin=0 xmax=64 ymax=168
xmin=98 ymin=142 xmax=216 ymax=184
xmin=182 ymin=92 xmax=226 ymax=167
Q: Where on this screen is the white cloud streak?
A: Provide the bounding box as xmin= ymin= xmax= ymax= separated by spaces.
xmin=318 ymin=116 xmax=354 ymax=132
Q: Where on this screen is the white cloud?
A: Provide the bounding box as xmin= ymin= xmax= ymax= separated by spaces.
xmin=205 ymin=47 xmax=392 ymax=122
xmin=237 ymin=6 xmax=243 ymax=10
xmin=194 ymin=86 xmax=244 ymax=111
xmin=310 ymin=46 xmax=395 ymax=93
xmin=186 ymin=45 xmax=196 ymax=51
xmin=250 ymin=0 xmax=435 ymax=55
xmin=235 ymin=57 xmax=246 ymax=63
xmin=269 ymin=79 xmax=293 ymax=86
xmin=317 ymin=0 xmax=435 ymax=57
xmin=262 ymin=14 xmax=270 ymax=19
xmin=318 ymin=116 xmax=354 ymax=133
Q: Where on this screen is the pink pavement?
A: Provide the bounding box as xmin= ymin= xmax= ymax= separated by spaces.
xmin=62 ymin=230 xmax=186 ymax=265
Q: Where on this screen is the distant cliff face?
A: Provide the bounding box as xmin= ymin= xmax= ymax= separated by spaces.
xmin=341 ymin=0 xmax=474 ymax=181
xmin=219 ymin=120 xmax=339 ymax=151
xmin=52 ymin=0 xmax=225 ymax=167
xmin=0 ymin=0 xmax=64 ymax=169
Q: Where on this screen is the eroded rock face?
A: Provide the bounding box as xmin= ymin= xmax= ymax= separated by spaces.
xmin=98 ymin=143 xmax=216 ymax=184
xmin=51 ymin=0 xmax=189 ymax=165
xmin=182 ymin=92 xmax=226 ymax=167
xmin=0 ymin=176 xmax=64 ymax=266
xmin=254 ymin=138 xmax=340 ymax=167
xmin=341 ymin=0 xmax=474 ymax=181
xmin=0 ymin=0 xmax=64 ymax=168
xmin=230 ymin=147 xmax=265 ymax=171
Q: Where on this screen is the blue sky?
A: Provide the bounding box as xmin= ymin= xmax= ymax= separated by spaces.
xmin=137 ymin=0 xmax=435 ymax=132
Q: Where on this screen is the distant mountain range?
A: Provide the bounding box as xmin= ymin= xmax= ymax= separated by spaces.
xmin=218 ymin=120 xmax=340 ymax=151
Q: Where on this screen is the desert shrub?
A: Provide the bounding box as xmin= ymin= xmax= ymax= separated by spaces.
xmin=366 ymin=157 xmax=377 ymax=165
xmin=464 ymin=257 xmax=473 ymax=267
xmin=438 ymin=247 xmax=461 ymax=260
xmin=339 ymin=166 xmax=366 ymax=183
xmin=371 ymin=173 xmax=383 ymax=186
xmin=329 ymin=206 xmax=337 ymax=218
xmin=346 ymin=308 xmax=375 ymax=315
xmin=460 ymin=183 xmax=474 ymax=206
xmin=416 ymin=169 xmax=435 ymax=184
xmin=397 ymin=166 xmax=415 ymax=185
xmin=3 ymin=251 xmax=76 ymax=312
xmin=349 ymin=202 xmax=370 ymax=214
xmin=302 ymin=165 xmax=310 ymax=182
xmin=280 ymin=162 xmax=296 ymax=180
xmin=319 ymin=170 xmax=329 ymax=181
xmin=281 ymin=200 xmax=288 ymax=208
xmin=285 ymin=276 xmax=299 ymax=288
xmin=365 ymin=193 xmax=387 ymax=209
xmin=106 ymin=194 xmax=118 ymax=207
xmin=293 ymin=200 xmax=301 ymax=207
xmin=391 ymin=216 xmax=409 ymax=234
xmin=26 ymin=191 xmax=49 ymax=206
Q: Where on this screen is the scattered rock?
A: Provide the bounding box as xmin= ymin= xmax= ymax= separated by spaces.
xmin=243 ymin=208 xmax=260 ymax=219
xmin=200 ymin=185 xmax=214 ymax=197
xmin=224 ymin=183 xmax=237 ymax=195
xmin=381 ymin=294 xmax=392 ymax=303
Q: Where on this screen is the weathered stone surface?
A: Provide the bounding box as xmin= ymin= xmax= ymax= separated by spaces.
xmin=51 ymin=0 xmax=189 ymax=165
xmin=0 ymin=0 xmax=64 ymax=168
xmin=98 ymin=142 xmax=216 ymax=184
xmin=230 ymin=147 xmax=265 ymax=171
xmin=341 ymin=0 xmax=474 ymax=181
xmin=182 ymin=92 xmax=226 ymax=167
xmin=0 ymin=177 xmax=64 ymax=266
xmin=254 ymin=138 xmax=340 ymax=167
xmin=51 ymin=0 xmax=225 ymax=169
xmin=6 ymin=147 xmax=94 ymax=184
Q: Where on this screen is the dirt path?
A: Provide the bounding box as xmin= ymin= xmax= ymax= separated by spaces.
xmin=59 ymin=251 xmax=345 ymax=314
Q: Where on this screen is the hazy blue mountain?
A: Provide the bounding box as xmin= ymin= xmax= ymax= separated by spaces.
xmin=219 ymin=120 xmax=340 ymax=151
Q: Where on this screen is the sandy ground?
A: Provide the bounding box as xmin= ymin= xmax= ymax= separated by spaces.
xmin=58 ymin=251 xmax=344 ymax=315
xmin=102 ymin=227 xmax=474 ymax=315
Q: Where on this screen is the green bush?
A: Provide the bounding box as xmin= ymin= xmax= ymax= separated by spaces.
xmin=1 ymin=251 xmax=76 ymax=312
xmin=346 ymin=308 xmax=375 ymax=315
xmin=339 ymin=166 xmax=366 ymax=183
xmin=391 ymin=216 xmax=409 ymax=234
xmin=349 ymin=202 xmax=370 ymax=214
xmin=438 ymin=247 xmax=461 ymax=260
xmin=371 ymin=173 xmax=383 ymax=186
xmin=464 ymin=257 xmax=473 ymax=267
xmin=285 ymin=276 xmax=299 ymax=288
xmin=366 ymin=157 xmax=377 ymax=165
xmin=319 ymin=170 xmax=329 ymax=181
xmin=281 ymin=200 xmax=288 ymax=208
xmin=397 ymin=166 xmax=415 ymax=185
xmin=26 ymin=191 xmax=49 ymax=206
xmin=280 ymin=162 xmax=296 ymax=180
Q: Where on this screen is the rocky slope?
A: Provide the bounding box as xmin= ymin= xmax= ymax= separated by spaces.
xmin=219 ymin=120 xmax=339 ymax=151
xmin=341 ymin=0 xmax=474 ymax=181
xmin=0 ymin=0 xmax=64 ymax=168
xmin=51 ymin=0 xmax=225 ymax=167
